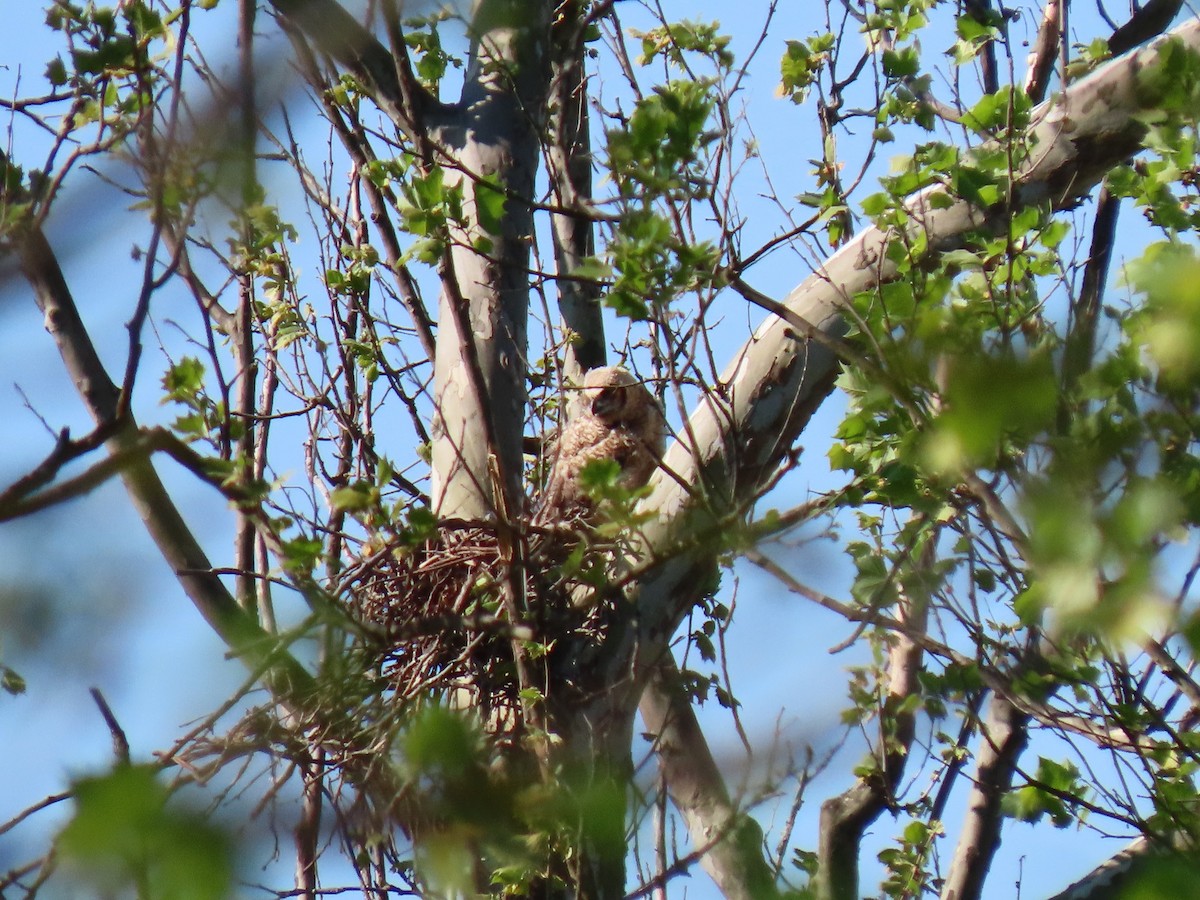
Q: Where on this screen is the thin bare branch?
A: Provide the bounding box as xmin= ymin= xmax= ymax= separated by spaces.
xmin=89 ymin=687 xmax=132 ymax=766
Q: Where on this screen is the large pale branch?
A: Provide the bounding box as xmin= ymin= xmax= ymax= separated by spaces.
xmin=429 ymin=0 xmax=553 ymax=518
xmin=1044 ymin=838 xmax=1156 ymax=900
xmin=639 ymin=656 xmax=778 ymax=900
xmin=613 ymin=19 xmax=1200 ymax=894
xmin=629 ymin=16 xmax=1200 ymax=653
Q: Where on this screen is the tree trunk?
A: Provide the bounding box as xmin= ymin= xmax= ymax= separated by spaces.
xmin=429 ymin=0 xmax=551 ymax=520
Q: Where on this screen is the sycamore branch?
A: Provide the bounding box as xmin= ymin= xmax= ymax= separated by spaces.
xmin=639 ymin=656 xmax=778 ymax=900
xmin=631 ymin=15 xmax=1200 ymax=671
xmin=1023 ymin=0 xmax=1061 ymax=102
xmin=1109 ymin=0 xmax=1185 ymax=56
xmin=621 ymin=17 xmax=1200 ymax=897
xmin=1043 ymin=838 xmax=1163 ymax=900
xmin=816 ymin=558 xmax=930 ymax=900
xmin=939 ymin=696 xmax=1030 ymax=900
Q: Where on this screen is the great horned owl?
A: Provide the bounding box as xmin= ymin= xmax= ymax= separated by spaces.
xmin=534 ymin=366 xmax=666 ymax=523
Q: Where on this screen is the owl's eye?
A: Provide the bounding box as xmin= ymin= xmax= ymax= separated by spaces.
xmin=591 ymin=385 xmax=625 ymax=419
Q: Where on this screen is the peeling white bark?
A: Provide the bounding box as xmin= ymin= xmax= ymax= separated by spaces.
xmin=632 ymin=16 xmax=1200 ymax=641
xmin=429 ymin=1 xmax=550 ymax=520
xmin=621 ymin=18 xmax=1200 ymax=898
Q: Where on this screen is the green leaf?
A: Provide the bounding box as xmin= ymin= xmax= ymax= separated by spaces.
xmin=1 ymin=664 xmax=25 ymax=695
xmin=578 ymin=458 xmax=622 ymax=492
xmin=569 ymin=256 xmax=613 ymax=282
xmin=329 ymin=482 xmax=376 ymax=513
xmin=882 ymin=46 xmax=920 ymax=79
xmin=72 ymin=37 xmax=139 ymax=76
xmin=861 ymin=191 xmax=892 ymax=217
xmin=1000 ymin=757 xmax=1087 ymax=828
xmin=58 ymin=766 xmax=234 ymax=900
xmin=404 ymin=707 xmax=479 ymax=777
xmin=518 ymin=686 xmax=544 ymax=704
xmin=280 ymin=536 xmax=324 ymax=573
xmin=607 ymin=79 xmax=714 ymax=193
xmin=694 ymin=632 xmax=716 ymax=663
xmin=162 ymin=357 xmax=205 ymax=400
xmin=952 ymin=165 xmax=1002 ymax=207
xmin=604 ymin=287 xmax=650 ymax=321
xmin=635 ymin=20 xmax=734 ymax=69
xmin=403 ymin=506 xmax=438 ymax=543
xmin=122 ymin=1 xmax=165 ymax=39
xmin=473 ymin=175 xmax=507 ymax=235
xmin=1039 ymin=218 xmax=1071 ymax=250
xmin=973 ymin=569 xmax=997 ymax=594
xmin=923 ymin=351 xmax=1057 ymax=473
xmin=1126 ymin=242 xmax=1200 ymax=384
xmin=45 ymin=56 xmax=68 ymax=86
xmin=1120 ymin=855 xmax=1200 ymax=899
xmin=780 ymin=34 xmax=835 ymax=103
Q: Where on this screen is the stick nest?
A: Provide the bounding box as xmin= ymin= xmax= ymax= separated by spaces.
xmin=340 ymin=525 xmax=573 ymax=737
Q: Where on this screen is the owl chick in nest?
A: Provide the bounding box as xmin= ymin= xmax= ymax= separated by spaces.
xmin=534 ymin=366 xmax=666 ymax=524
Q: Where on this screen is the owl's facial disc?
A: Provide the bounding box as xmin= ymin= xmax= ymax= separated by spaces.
xmin=591 ymin=385 xmax=626 ymax=420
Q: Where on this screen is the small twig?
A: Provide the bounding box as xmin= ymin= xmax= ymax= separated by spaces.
xmin=89 ymin=687 xmax=131 ymax=766
xmin=14 ymin=383 xmax=59 ymax=439
xmin=772 ymin=745 xmax=815 ymax=872
xmin=0 ymin=855 xmax=50 ymax=893
xmin=0 ymin=428 xmax=143 ymax=522
xmin=724 ymin=273 xmax=876 ymax=375
xmin=0 ymin=792 xmax=71 ymax=839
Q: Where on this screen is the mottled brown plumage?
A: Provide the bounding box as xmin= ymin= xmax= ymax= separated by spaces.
xmin=535 ymin=366 xmax=666 ymax=523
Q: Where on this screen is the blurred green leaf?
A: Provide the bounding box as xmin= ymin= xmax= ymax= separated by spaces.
xmin=280 ymin=535 xmax=324 ymax=573
xmin=1 ymin=664 xmax=25 ymax=695
xmin=1121 ymin=854 xmax=1200 ymax=899
xmin=58 ymin=766 xmax=234 ymax=900
xmin=923 ymin=351 xmax=1057 ymax=473
xmin=1001 ymin=757 xmax=1086 ymax=827
xmin=330 ymin=482 xmax=377 ymax=513
xmin=1126 ymin=242 xmax=1200 ymax=385
xmin=405 ymin=706 xmax=479 ymax=776
xmin=162 ymin=357 xmax=205 ymax=401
